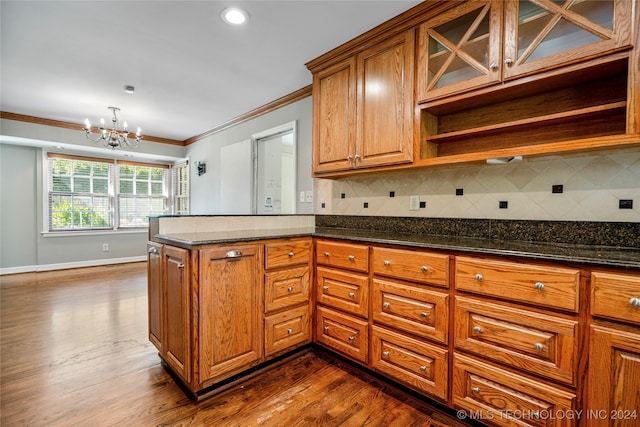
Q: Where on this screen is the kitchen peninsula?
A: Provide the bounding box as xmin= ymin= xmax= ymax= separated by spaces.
xmin=148 ymin=214 xmax=639 ymax=426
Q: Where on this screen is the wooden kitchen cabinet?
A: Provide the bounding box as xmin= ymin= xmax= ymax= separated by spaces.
xmin=586 ymin=270 xmax=640 ymax=426
xmin=163 ymin=245 xmax=191 ymax=383
xmin=417 ymin=0 xmax=633 ymax=102
xmin=316 ymin=305 xmax=368 ymax=363
xmin=312 ymin=29 xmax=414 ymax=175
xmin=147 ymin=241 xmax=163 ymax=352
xmin=198 ymin=244 xmax=262 ymax=385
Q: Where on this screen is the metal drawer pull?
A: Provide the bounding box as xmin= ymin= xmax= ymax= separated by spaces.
xmin=287 ymin=286 xmax=293 ymax=292
xmin=147 ymin=247 xmax=157 ymax=254
xmin=534 ymin=282 xmax=545 ymax=290
xmin=382 ymin=351 xmax=389 ymax=358
xmin=504 ymin=58 xmax=514 ymax=66
xmin=324 ymin=252 xmax=330 ymax=257
xmin=348 ymin=255 xmax=355 ymax=261
xmin=287 ymin=328 xmax=293 ymax=334
xmin=383 ymin=302 xmax=390 ymax=309
xmin=534 ymin=343 xmax=544 ymax=351
xmin=323 ymin=326 xmax=329 ymax=332
xmin=630 ymin=297 xmax=640 ymax=307
xmin=475 ymin=273 xmax=483 ymax=281
xmin=288 ymin=251 xmax=295 ymax=257
xmin=177 ymin=263 xmax=184 ymax=269
xmin=348 ymin=292 xmax=355 ymax=299
xmin=472 ymin=326 xmax=482 ymax=334
xmin=348 ymin=336 xmax=355 ymax=342
xmin=489 ymin=62 xmax=498 ymax=71
xmin=472 ymin=387 xmax=480 ymax=394
xmin=323 ymin=285 xmax=329 ymax=291
xmin=420 ymin=312 xmax=427 ymax=318
xmin=225 ymin=250 xmax=243 ymax=258
xmin=421 ymin=266 xmax=428 ymax=272
xmin=419 ymin=366 xmax=427 ymax=372
xmin=384 ymin=260 xmax=391 ymax=266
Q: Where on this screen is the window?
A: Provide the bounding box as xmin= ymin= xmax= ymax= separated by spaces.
xmin=46 ymin=153 xmax=183 ymax=231
xmin=118 ymin=162 xmax=169 ymax=228
xmin=173 ymin=161 xmax=190 ymax=215
xmin=48 ymin=154 xmax=114 ymax=230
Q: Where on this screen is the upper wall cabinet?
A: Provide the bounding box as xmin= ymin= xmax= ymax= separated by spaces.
xmin=312 ymin=30 xmax=414 ymax=175
xmin=417 ymin=0 xmax=634 ymax=103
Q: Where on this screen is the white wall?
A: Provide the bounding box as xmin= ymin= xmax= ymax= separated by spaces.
xmin=187 ymin=96 xmax=313 ymax=215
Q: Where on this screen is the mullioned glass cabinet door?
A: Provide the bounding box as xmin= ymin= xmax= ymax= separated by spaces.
xmin=502 ymin=0 xmax=633 ymax=79
xmin=417 ymin=0 xmax=503 ymax=102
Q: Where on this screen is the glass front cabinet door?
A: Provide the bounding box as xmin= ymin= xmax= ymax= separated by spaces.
xmin=418 ymin=0 xmax=632 ymax=102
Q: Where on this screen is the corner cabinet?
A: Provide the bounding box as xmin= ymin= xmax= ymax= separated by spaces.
xmin=148 ymin=238 xmax=312 ymax=398
xmin=311 ymin=29 xmax=414 ymax=175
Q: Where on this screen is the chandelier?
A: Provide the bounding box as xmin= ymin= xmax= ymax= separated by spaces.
xmin=83 ymin=106 xmax=142 ymax=149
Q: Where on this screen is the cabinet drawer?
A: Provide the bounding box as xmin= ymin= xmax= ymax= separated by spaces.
xmin=316 ymin=267 xmax=369 ymax=318
xmin=371 ymin=326 xmax=448 ymax=401
xmin=453 ymin=354 xmax=576 ymax=427
xmin=372 ymin=278 xmax=448 ymax=344
xmin=455 ymin=296 xmax=578 ymax=386
xmin=591 ymin=271 xmax=640 ymax=325
xmin=265 ymin=238 xmax=311 ymax=270
xmin=265 ymin=305 xmax=310 ymax=356
xmin=455 ymin=256 xmax=581 ymax=312
xmin=373 ymin=247 xmax=449 ymax=287
xmin=316 ymin=306 xmax=368 ymax=363
xmin=316 ymin=240 xmax=369 ymax=273
xmin=265 ymin=266 xmax=310 ymax=313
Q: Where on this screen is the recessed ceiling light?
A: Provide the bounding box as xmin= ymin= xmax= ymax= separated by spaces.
xmin=124 ymin=85 xmax=135 ymax=94
xmin=221 ymin=7 xmax=248 ymax=25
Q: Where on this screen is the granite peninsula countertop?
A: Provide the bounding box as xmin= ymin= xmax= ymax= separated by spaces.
xmin=153 ymin=224 xmax=639 ymax=269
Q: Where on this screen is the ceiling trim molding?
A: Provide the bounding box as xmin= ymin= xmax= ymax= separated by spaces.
xmin=183 ymin=85 xmax=312 ymax=146
xmin=0 ymin=111 xmax=184 ymax=146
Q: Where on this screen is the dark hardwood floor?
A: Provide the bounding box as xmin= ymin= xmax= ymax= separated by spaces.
xmin=1 ymin=263 xmax=470 ymax=426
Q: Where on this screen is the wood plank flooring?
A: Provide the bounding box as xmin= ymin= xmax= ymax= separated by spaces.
xmin=1 ymin=263 xmax=470 ymax=427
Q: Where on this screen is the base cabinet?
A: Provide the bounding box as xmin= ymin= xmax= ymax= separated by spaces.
xmin=147 ymin=242 xmax=163 ymax=352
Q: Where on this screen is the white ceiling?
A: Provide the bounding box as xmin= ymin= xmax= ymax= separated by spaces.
xmin=1 ymin=0 xmax=423 ymax=142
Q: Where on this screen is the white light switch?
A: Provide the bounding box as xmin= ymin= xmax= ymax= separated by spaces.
xmin=409 ymin=195 xmax=420 ymax=211
xmin=300 ymin=191 xmax=306 ymax=203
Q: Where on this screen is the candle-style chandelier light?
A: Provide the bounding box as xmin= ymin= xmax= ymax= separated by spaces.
xmin=83 ymin=106 xmax=142 ymax=149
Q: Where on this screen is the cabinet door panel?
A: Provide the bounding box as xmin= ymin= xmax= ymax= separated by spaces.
xmin=265 ymin=238 xmax=312 ymax=270
xmin=147 ymin=242 xmax=163 ymax=352
xmin=316 ymin=306 xmax=368 ymax=363
xmin=312 ymin=58 xmax=357 ymax=173
xmin=316 ymin=267 xmax=369 ymax=318
xmin=355 ymin=30 xmax=414 ymax=168
xmin=591 ymin=271 xmax=640 ymax=325
xmin=265 ymin=305 xmax=310 ymax=356
xmin=373 ymin=246 xmax=449 ymax=287
xmin=199 ymin=245 xmax=262 ymax=384
xmin=163 ymin=245 xmax=191 ymax=383
xmin=265 ymin=266 xmax=310 ymax=313
xmin=587 ymin=324 xmax=640 ymax=427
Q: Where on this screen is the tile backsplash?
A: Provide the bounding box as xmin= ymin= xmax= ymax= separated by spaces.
xmin=315 ymin=149 xmax=640 ymax=222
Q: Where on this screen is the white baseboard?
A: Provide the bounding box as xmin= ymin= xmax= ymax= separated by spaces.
xmin=0 ymin=256 xmax=147 ymax=276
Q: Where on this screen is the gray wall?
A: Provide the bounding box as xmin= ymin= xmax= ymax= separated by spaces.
xmin=187 ymin=96 xmax=314 ymax=215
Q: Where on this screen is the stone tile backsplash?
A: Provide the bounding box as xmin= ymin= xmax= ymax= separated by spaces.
xmin=315 ymin=149 xmax=640 ymax=222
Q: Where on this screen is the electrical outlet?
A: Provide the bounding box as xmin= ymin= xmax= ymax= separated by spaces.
xmin=409 ymin=195 xmax=419 ymax=211
xmin=299 ymin=191 xmax=305 ymax=203
xmin=305 ymin=192 xmax=313 ymax=203
xmin=102 ymin=243 xmax=109 ymax=252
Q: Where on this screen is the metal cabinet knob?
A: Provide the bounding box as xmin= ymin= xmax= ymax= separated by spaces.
xmin=630 ymin=297 xmax=640 ymax=307
xmin=420 ymin=312 xmax=427 ymax=318
xmin=382 ymin=351 xmax=390 ymax=358
xmin=473 ymin=326 xmax=482 ymax=334
xmin=147 ymin=247 xmax=157 ymax=254
xmin=347 ymin=155 xmax=353 ymax=161
xmin=323 ymin=285 xmax=329 ymax=291
xmin=323 ymin=326 xmax=329 ymax=332
xmin=505 ymin=58 xmax=514 ymax=66
xmin=489 ymin=62 xmax=498 ymax=71
xmin=348 ymin=255 xmax=355 ymax=261
xmin=287 ymin=286 xmax=293 ymax=292
xmin=287 ymin=328 xmax=293 ymax=335
xmin=535 ymin=282 xmax=545 ymax=291
xmin=288 ymin=251 xmax=295 ymax=257
xmin=534 ymin=343 xmax=544 ymax=352
xmin=324 ymin=252 xmax=330 ymax=257
xmin=421 ymin=265 xmax=428 ymax=272
xmin=384 ymin=260 xmax=391 ymax=266
xmin=475 ymin=273 xmax=483 ymax=281
xmin=348 ymin=336 xmax=355 ymax=342
xmin=472 ymin=387 xmax=480 ymax=394
xmin=419 ymin=366 xmax=427 ymax=372
xmin=348 ymin=292 xmax=355 ymax=299
xmin=383 ymin=302 xmax=390 ymax=309
xmin=177 ymin=263 xmax=185 ymax=269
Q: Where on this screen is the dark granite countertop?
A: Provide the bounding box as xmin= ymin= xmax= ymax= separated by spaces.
xmin=153 ymin=227 xmax=316 ymax=249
